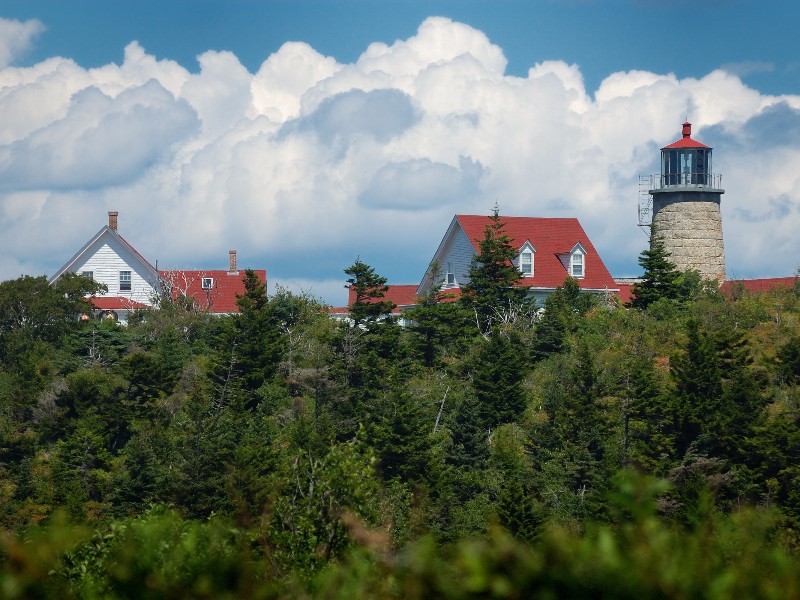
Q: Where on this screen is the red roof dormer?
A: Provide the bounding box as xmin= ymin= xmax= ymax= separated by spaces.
xmin=662 ymin=121 xmax=710 ymax=150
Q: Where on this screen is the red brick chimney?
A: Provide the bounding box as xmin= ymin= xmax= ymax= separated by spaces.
xmin=108 ymin=211 xmax=118 ymax=232
xmin=228 ymin=250 xmax=238 ymax=274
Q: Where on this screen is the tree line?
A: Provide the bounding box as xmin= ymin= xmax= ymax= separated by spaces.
xmin=1 ymin=212 xmax=800 ymax=598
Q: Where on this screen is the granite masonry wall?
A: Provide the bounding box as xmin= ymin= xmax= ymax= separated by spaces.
xmin=651 ymin=190 xmax=725 ymax=281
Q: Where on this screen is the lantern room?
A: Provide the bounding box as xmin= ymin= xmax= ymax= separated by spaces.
xmin=660 ymin=121 xmax=712 ymax=186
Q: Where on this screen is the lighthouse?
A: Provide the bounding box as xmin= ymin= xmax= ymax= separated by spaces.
xmin=646 ymin=121 xmax=725 ymax=281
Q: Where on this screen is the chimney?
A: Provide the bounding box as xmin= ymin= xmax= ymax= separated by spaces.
xmin=228 ymin=250 xmax=238 ymax=274
xmin=108 ymin=211 xmax=118 ymax=232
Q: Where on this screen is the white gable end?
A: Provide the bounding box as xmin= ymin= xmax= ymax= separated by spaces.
xmin=50 ymin=228 xmax=160 ymax=306
xmin=418 ymin=219 xmax=477 ymax=294
xmin=76 ymin=240 xmax=159 ymax=305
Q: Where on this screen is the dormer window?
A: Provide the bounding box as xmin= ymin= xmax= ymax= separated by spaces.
xmin=570 ymin=251 xmax=584 ymax=278
xmin=202 ymin=277 xmax=214 ymax=290
xmin=518 ymin=242 xmax=535 ymax=278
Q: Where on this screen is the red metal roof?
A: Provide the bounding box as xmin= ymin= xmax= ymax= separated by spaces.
xmin=158 ymin=269 xmax=267 ymax=314
xmin=662 ymin=121 xmax=710 ymax=150
xmin=614 ymin=283 xmax=635 ymax=305
xmin=455 ymin=215 xmax=619 ymax=291
xmin=347 ymin=284 xmax=419 ymax=313
xmin=90 ymin=296 xmax=150 ymax=310
xmin=721 ymin=277 xmax=797 ymax=295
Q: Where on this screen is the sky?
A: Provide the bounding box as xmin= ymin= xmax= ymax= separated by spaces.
xmin=1 ymin=0 xmax=799 ymax=306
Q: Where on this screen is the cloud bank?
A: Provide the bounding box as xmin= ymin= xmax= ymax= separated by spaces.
xmin=1 ymin=16 xmax=799 ymax=305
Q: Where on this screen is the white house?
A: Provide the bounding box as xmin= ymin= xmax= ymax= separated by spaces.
xmin=49 ymin=212 xmax=266 ymax=323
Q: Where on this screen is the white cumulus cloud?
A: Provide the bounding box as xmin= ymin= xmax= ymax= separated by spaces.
xmin=1 ymin=16 xmax=799 ymax=305
xmin=0 ymin=17 xmax=44 ymax=69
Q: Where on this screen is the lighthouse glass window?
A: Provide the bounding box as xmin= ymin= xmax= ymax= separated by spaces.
xmin=571 ymin=252 xmax=584 ymax=278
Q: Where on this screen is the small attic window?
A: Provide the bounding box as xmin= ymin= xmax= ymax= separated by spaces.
xmin=520 ymin=251 xmax=533 ymax=277
xmin=202 ymin=278 xmax=214 ymax=290
xmin=570 ymin=251 xmax=584 ymax=278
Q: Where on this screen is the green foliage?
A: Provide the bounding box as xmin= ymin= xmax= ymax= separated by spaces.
xmin=630 ymin=232 xmax=682 ymax=310
xmin=344 ymin=258 xmax=395 ymax=327
xmin=472 ymin=331 xmax=527 ymax=429
xmin=461 ymin=207 xmax=528 ymax=332
xmin=2 ymin=261 xmax=800 ymax=595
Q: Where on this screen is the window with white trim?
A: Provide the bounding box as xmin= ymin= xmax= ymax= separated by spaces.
xmin=446 ymin=262 xmax=455 ymax=286
xmin=570 ymin=252 xmax=584 ymax=278
xmin=520 ymin=251 xmax=533 ymax=277
xmin=202 ymin=277 xmax=214 ymax=290
xmin=119 ymin=270 xmax=132 ymax=291
xmin=81 ymin=270 xmax=93 ymax=280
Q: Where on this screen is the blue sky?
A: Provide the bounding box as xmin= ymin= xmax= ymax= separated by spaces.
xmin=6 ymin=1 xmax=799 ymax=95
xmin=1 ymin=1 xmax=799 ymax=305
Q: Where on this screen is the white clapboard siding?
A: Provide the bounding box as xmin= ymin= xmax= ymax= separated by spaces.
xmin=441 ymin=225 xmax=477 ymax=288
xmin=72 ymin=236 xmax=159 ymax=306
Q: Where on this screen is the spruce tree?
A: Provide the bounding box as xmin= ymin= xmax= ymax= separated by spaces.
xmin=472 ymin=331 xmax=527 ymax=428
xmin=461 ymin=206 xmax=527 ymax=331
xmin=630 ymin=230 xmax=682 ymax=309
xmin=669 ymin=319 xmax=723 ymax=457
xmin=344 ymin=258 xmax=395 ymax=327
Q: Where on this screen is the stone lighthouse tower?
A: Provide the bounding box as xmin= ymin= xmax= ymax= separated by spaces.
xmin=647 ymin=121 xmax=725 ymax=281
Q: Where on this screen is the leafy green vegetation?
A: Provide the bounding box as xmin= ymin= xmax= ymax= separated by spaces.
xmin=2 ymin=238 xmax=800 ymax=597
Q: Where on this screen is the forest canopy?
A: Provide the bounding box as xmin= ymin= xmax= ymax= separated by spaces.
xmin=2 ymin=232 xmax=800 ymax=598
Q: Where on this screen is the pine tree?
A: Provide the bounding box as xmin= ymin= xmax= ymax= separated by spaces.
xmin=630 ymin=231 xmax=682 ymax=309
xmin=344 ymin=258 xmax=395 ymax=327
xmin=448 ymin=394 xmax=490 ymax=470
xmin=669 ymin=319 xmax=723 ymax=457
xmin=461 ymin=206 xmax=527 ymax=332
xmin=472 ymin=331 xmax=527 ymax=429
xmin=406 ymin=261 xmax=472 ymax=366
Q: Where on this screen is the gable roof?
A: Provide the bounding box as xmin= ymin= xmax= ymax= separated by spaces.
xmin=452 ymin=214 xmax=618 ymax=291
xmin=48 ymin=225 xmax=160 ymax=285
xmin=159 ymin=269 xmax=267 ymax=314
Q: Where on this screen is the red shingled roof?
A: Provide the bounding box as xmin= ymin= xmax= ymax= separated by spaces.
xmin=347 ymin=284 xmax=419 ymax=313
xmin=334 ymin=285 xmax=461 ymax=316
xmin=721 ymin=277 xmax=797 ymax=295
xmin=614 ymin=283 xmax=635 ymax=305
xmin=455 ymin=215 xmax=618 ymax=291
xmin=159 ymin=269 xmax=267 ymax=314
xmin=89 ymin=296 xmax=150 ymax=310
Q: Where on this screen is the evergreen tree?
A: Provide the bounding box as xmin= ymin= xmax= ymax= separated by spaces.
xmin=461 ymin=206 xmax=527 ymax=332
xmin=405 ymin=261 xmax=472 ymax=367
xmin=776 ymin=335 xmax=800 ymax=385
xmin=472 ymin=331 xmax=527 ymax=429
xmin=448 ymin=394 xmax=490 ymax=470
xmin=531 ymin=277 xmax=594 ymax=363
xmin=367 ymin=392 xmax=431 ymax=481
xmin=344 ymin=258 xmax=395 ymax=327
xmin=630 ymin=231 xmax=682 ymax=309
xmin=669 ymin=319 xmax=723 ymax=457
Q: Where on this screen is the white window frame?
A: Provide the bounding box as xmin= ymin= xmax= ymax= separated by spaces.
xmin=119 ymin=270 xmax=132 ymax=291
xmin=570 ymin=251 xmax=585 ymax=278
xmin=202 ymin=277 xmax=214 ymax=290
xmin=81 ymin=270 xmax=94 ymax=280
xmin=520 ymin=250 xmax=533 ymax=277
xmin=446 ymin=262 xmax=455 ymax=286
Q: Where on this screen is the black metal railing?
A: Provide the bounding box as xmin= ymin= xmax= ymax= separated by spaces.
xmin=649 ymin=172 xmax=722 ymax=190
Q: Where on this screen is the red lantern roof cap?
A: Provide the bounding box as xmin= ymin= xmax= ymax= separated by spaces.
xmin=662 ymin=121 xmax=711 ymax=150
